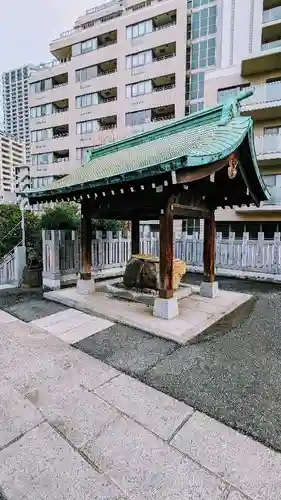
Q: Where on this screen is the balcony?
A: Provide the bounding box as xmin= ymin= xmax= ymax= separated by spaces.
xmin=255 ymin=134 xmax=281 ymax=165
xmin=263 ymin=5 xmax=281 ymax=23
xmin=97 ymin=29 xmax=117 ymax=49
xmin=240 ymin=80 xmax=281 ymax=120
xmin=242 ymin=40 xmax=281 ymax=76
xmin=129 ymin=10 xmax=177 ymax=49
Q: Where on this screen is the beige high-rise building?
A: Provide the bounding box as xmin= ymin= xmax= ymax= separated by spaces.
xmin=204 ymin=0 xmax=281 ymax=239
xmin=28 ymin=0 xmax=218 ymax=235
xmin=0 ymin=131 xmax=26 ymax=203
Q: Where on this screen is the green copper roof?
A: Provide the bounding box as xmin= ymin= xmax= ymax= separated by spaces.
xmin=27 ymin=91 xmax=269 ymax=203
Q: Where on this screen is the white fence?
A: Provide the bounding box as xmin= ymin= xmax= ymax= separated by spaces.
xmin=0 ymin=245 xmax=27 ymax=286
xmin=42 ymin=230 xmax=281 ymax=290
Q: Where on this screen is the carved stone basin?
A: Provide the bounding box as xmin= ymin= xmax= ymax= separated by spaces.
xmin=123 ymin=254 xmax=187 ymax=291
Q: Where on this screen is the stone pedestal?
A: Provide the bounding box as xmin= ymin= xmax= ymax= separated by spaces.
xmin=76 ymin=278 xmax=95 ymax=295
xmin=153 ymin=297 xmax=179 ymax=320
xmin=200 ymin=281 xmax=218 ymax=298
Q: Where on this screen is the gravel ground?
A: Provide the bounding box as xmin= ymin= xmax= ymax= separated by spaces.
xmin=76 ymin=275 xmax=281 ymax=452
xmin=0 ymin=288 xmax=68 ymax=322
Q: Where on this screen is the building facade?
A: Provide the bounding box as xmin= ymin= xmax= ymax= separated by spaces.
xmin=0 ymin=131 xmax=26 ymax=203
xmin=204 ymin=0 xmax=281 ymax=239
xmin=28 ymin=0 xmax=218 ymax=202
xmin=2 ymin=65 xmax=39 ymax=163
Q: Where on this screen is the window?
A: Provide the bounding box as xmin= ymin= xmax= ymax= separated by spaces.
xmin=217 ymin=84 xmax=250 ymax=103
xmin=30 ymin=103 xmax=52 ymax=118
xmin=31 ymin=128 xmax=52 ymax=142
xmin=76 ymin=146 xmax=98 ymax=164
xmin=31 ymin=153 xmax=53 ymax=168
xmin=126 ymin=50 xmax=152 ymax=69
xmin=190 ymin=72 xmax=204 ymax=100
xmin=182 ymin=218 xmax=200 ymax=235
xmin=125 ymin=109 xmax=151 ymax=126
xmin=126 ymin=79 xmax=152 ymax=98
xmin=264 ymin=126 xmax=281 ymax=136
xmin=126 ymin=19 xmax=153 ymax=39
xmin=72 ymin=37 xmax=97 ymax=56
xmin=76 ymin=92 xmax=99 ymax=108
xmin=190 ymin=101 xmax=204 ymax=113
xmin=30 ymin=79 xmax=52 ymax=93
xmin=75 ymin=65 xmax=97 ymax=83
xmin=191 ymin=37 xmax=216 ymax=69
xmin=76 ymin=120 xmax=99 ymax=135
xmin=191 ymin=6 xmax=216 ymax=39
xmin=187 ymin=0 xmax=212 ymax=6
xmin=31 ymin=176 xmax=54 ymax=189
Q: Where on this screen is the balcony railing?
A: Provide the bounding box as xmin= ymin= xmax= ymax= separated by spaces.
xmin=263 ymin=186 xmax=281 ymax=205
xmin=36 ymin=58 xmax=71 ymax=72
xmin=152 ymin=83 xmax=175 ymax=93
xmin=241 ymin=80 xmax=281 ymax=107
xmin=255 ymin=134 xmax=281 ymax=156
xmin=53 ymin=157 xmax=69 ymax=163
xmin=263 ymin=6 xmax=281 ymax=23
xmin=261 ymin=39 xmax=281 ymax=51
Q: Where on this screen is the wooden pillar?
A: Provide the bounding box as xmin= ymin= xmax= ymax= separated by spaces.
xmin=80 ymin=200 xmax=92 ymax=280
xmin=203 ymin=211 xmax=215 ymax=283
xmin=159 ymin=203 xmax=173 ymax=299
xmin=131 ymin=219 xmax=140 ymax=255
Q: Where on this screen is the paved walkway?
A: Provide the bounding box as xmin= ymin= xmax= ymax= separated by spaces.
xmin=1 ymin=309 xmax=281 ymax=499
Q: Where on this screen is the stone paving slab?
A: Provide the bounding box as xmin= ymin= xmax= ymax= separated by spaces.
xmin=0 ymin=423 xmax=127 ymax=500
xmin=32 ymin=309 xmax=114 ymax=344
xmin=0 ymin=311 xmax=16 ymax=324
xmin=26 ymin=380 xmax=120 ymax=449
xmin=32 ymin=308 xmax=83 ymax=328
xmin=95 ymin=373 xmax=194 ymax=440
xmin=82 ymin=415 xmax=227 ymax=500
xmin=227 ymin=491 xmax=250 ymax=500
xmin=171 ymin=411 xmax=281 ymax=500
xmin=44 ymin=285 xmax=252 ymax=344
xmin=0 ymin=379 xmax=43 ymax=450
xmin=0 ymin=320 xmax=71 ymax=356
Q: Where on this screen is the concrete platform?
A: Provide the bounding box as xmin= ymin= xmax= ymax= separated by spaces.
xmin=44 ymin=280 xmax=253 ymax=344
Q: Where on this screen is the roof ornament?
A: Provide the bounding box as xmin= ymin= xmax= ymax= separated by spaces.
xmin=218 ymin=89 xmax=254 ymax=127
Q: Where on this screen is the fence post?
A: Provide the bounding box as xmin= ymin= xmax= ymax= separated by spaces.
xmin=42 ymin=229 xmax=61 ymax=290
xmin=14 ymin=245 xmax=27 ymax=286
xmin=257 ymin=232 xmax=264 ymax=268
xmin=227 ymin=232 xmax=235 ymax=267
xmin=273 ymin=232 xmax=281 ymax=274
xmin=215 ymin=232 xmax=222 ymax=268
xmin=242 ymin=232 xmax=249 ymax=270
xmin=95 ymin=231 xmax=103 ymax=270
xmin=107 ymin=231 xmax=113 ymax=267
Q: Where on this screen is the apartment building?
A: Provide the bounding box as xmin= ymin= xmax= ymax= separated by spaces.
xmin=0 ymin=131 xmax=26 ymax=203
xmin=204 ymin=0 xmax=281 ymax=239
xmin=28 ymin=0 xmax=218 ymax=217
xmin=2 ymin=65 xmax=39 ymax=163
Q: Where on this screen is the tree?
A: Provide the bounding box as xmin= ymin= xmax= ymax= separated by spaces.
xmin=41 ymin=202 xmax=80 ymax=230
xmin=0 ymin=205 xmax=41 ymax=260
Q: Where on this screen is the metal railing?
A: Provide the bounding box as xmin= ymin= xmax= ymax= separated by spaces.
xmin=263 ymin=6 xmax=281 ymax=23
xmin=241 ymin=80 xmax=281 ymax=107
xmin=261 ymin=39 xmax=281 ymax=51
xmin=255 ymin=134 xmax=281 ymax=156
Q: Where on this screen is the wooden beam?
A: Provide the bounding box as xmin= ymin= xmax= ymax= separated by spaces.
xmin=131 ymin=220 xmax=140 ymax=255
xmin=172 ymin=203 xmax=211 ymax=218
xmin=80 ymin=200 xmax=92 ymax=280
xmin=176 ymin=158 xmax=229 ymax=184
xmin=203 ymin=211 xmax=215 ymax=283
xmin=159 ymin=202 xmax=174 ymax=299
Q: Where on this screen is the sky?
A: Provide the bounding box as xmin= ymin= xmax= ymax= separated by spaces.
xmin=1 ymin=0 xmax=102 ymax=74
